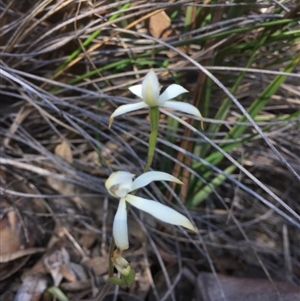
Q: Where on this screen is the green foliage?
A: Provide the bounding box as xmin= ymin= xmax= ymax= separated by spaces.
xmin=47 ymin=287 xmax=69 ymax=301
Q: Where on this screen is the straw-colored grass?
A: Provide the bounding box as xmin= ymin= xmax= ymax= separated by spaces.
xmin=1 ymin=1 xmax=299 ymax=300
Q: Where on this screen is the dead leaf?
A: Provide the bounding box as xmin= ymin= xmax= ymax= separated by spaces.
xmin=0 ymin=211 xmax=31 ymax=280
xmin=0 ymin=210 xmax=22 ymax=256
xmin=69 ymin=262 xmax=87 ymax=281
xmin=79 ymin=232 xmax=97 ymax=250
xmin=28 ymin=239 xmax=67 ymax=275
xmin=44 ymin=248 xmax=72 ymax=286
xmin=148 ymin=10 xmax=185 ymax=58
xmin=14 ymin=275 xmax=47 ymax=301
xmin=55 ymin=139 xmax=73 ymax=163
xmin=44 ymin=248 xmax=87 ymax=286
xmin=0 ymin=203 xmax=32 ymax=280
xmin=149 ymin=11 xmax=172 ymax=39
xmin=84 ymin=151 xmax=99 ymax=164
xmin=0 ymin=247 xmax=45 ymax=263
xmin=84 ymin=256 xmax=109 ymax=276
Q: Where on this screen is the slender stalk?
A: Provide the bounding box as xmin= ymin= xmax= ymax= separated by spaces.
xmin=94 ymin=237 xmax=115 ymax=301
xmin=108 ymin=237 xmax=115 ymax=277
xmin=144 ymin=107 xmax=159 ymax=172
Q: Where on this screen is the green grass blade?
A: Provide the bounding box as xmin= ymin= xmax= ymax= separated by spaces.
xmin=227 ymin=55 xmax=300 ymax=140
xmin=192 ymin=54 xmax=299 ymax=179
xmin=189 ymin=163 xmax=237 ymax=207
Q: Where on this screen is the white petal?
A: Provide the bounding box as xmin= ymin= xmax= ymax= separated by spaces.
xmin=163 ymin=101 xmax=202 ymax=119
xmin=126 ymin=195 xmax=195 ymax=231
xmin=109 ymin=102 xmax=148 ymax=128
xmin=128 ymin=84 xmax=143 ymax=98
xmin=158 ymin=84 xmax=188 ymax=104
xmin=142 ymin=70 xmax=161 ymax=107
xmin=113 ymin=199 xmax=129 ymax=250
xmin=132 ymin=171 xmax=183 ymax=191
xmin=105 ymin=171 xmax=135 ymax=198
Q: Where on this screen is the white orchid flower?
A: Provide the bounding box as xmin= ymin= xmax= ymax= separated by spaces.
xmin=109 ymin=70 xmax=202 ymax=128
xmin=105 ymin=171 xmax=196 ymax=250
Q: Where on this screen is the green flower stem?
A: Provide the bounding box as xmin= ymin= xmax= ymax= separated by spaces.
xmin=144 ymin=107 xmax=159 ymax=172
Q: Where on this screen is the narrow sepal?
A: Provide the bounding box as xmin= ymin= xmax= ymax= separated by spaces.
xmin=125 ymin=195 xmax=196 ymax=231
xmin=163 ymin=101 xmax=202 ymax=119
xmin=109 ymin=102 xmax=148 ymax=128
xmin=158 ymin=84 xmax=188 ymax=104
xmin=113 ymin=199 xmax=129 ymax=250
xmin=128 ymin=84 xmax=143 ymax=98
xmin=132 ymin=171 xmax=183 ymax=191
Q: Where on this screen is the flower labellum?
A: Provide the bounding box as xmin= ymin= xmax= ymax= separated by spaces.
xmin=105 ymin=171 xmax=196 ymax=250
xmin=111 ymin=249 xmax=131 ymax=276
xmin=109 ymin=70 xmax=202 ymax=128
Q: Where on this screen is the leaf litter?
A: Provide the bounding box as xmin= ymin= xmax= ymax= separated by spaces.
xmin=1 ymin=1 xmax=300 ymax=301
